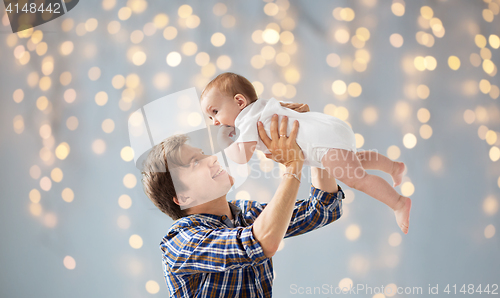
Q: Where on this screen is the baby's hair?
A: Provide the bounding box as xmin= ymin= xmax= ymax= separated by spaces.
xmin=201 ymin=72 xmax=258 ymax=105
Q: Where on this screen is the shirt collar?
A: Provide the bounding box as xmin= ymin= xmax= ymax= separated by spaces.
xmin=169 ymin=201 xmax=243 ymax=231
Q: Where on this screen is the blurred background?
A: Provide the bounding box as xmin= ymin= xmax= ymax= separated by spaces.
xmin=1 ymin=0 xmax=499 ymax=297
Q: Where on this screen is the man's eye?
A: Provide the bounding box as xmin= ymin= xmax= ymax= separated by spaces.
xmin=194 ymin=159 xmax=199 ymax=166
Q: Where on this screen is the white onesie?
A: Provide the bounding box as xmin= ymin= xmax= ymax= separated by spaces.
xmin=234 ymin=97 xmax=357 ymax=168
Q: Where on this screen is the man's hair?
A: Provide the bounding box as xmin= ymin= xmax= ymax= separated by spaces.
xmin=201 ymin=72 xmax=258 ymax=104
xmin=141 ymin=134 xmax=189 ymax=220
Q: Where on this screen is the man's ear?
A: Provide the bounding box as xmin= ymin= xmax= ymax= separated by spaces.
xmin=173 ymin=194 xmax=194 ymax=207
xmin=234 ymin=94 xmax=248 ymax=110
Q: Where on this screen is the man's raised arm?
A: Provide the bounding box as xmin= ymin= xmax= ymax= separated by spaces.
xmin=251 ymin=115 xmax=305 ymax=258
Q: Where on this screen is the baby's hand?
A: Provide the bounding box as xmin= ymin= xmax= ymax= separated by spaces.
xmin=219 ymin=125 xmax=235 ymax=137
xmin=217 ymin=125 xmax=236 ymax=149
xmin=280 ymin=102 xmax=310 ymax=113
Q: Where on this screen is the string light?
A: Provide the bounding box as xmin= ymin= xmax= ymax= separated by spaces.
xmin=345 ymin=225 xmax=361 ymax=240
xmin=4 ymin=2 xmax=500 ymax=290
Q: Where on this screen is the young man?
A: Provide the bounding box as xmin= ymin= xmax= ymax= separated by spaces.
xmin=141 ymin=115 xmax=344 ymax=297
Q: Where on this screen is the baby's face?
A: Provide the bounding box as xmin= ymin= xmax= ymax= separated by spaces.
xmin=201 ymin=87 xmax=244 ymax=127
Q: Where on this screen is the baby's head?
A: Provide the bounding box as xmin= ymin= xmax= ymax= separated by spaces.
xmin=200 ymin=72 xmax=258 ymax=126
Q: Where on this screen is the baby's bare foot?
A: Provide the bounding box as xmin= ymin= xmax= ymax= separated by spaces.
xmin=391 ymin=162 xmax=406 ymax=187
xmin=394 ymin=196 xmax=411 ymax=234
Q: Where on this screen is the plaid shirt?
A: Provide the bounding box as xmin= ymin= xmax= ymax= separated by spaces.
xmin=160 ymin=184 xmax=344 ymax=297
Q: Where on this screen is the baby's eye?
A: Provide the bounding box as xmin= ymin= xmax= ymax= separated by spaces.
xmin=213 ymin=110 xmax=218 ymax=115
xmin=208 ymin=116 xmax=212 ymax=120
xmin=193 ymin=159 xmax=199 ymax=166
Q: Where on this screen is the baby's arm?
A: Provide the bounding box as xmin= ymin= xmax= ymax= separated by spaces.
xmin=224 ymin=141 xmax=257 ymax=164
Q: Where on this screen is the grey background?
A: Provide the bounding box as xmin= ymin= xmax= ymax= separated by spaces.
xmin=1 ymin=0 xmax=499 ymax=297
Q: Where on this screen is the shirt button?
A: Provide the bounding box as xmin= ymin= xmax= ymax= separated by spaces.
xmin=221 ymin=215 xmax=227 ymax=220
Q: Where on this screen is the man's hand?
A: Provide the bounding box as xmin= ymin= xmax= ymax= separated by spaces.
xmin=257 ymin=115 xmax=304 ymax=167
xmin=280 ymin=102 xmax=310 ymax=113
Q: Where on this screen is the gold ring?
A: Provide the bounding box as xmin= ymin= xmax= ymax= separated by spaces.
xmin=280 ymin=134 xmax=286 ymax=137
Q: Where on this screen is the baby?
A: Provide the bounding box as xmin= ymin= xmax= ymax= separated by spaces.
xmin=200 ymin=72 xmax=411 ymax=234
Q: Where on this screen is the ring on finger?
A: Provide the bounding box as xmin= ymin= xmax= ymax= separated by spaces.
xmin=280 ymin=134 xmax=287 ymax=138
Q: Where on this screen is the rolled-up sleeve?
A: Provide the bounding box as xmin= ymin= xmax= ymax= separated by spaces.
xmin=284 ymin=184 xmax=344 ymax=238
xmin=162 ymin=225 xmax=268 ymax=275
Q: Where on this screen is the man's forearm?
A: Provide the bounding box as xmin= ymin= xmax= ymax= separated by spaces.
xmin=252 ymin=161 xmax=302 ymax=258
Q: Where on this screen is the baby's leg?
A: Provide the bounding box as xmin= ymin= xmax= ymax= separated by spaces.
xmin=356 ymin=150 xmax=406 ymax=187
xmin=322 ymin=149 xmax=411 ymax=234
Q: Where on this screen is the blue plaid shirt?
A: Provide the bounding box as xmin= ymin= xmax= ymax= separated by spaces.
xmin=160 ymin=184 xmax=344 ymax=297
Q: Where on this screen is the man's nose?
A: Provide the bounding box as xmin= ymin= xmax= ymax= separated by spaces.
xmin=209 ymin=154 xmax=218 ymax=164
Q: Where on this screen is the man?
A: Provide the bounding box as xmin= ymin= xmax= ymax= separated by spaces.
xmin=141 ymin=115 xmax=344 ymax=297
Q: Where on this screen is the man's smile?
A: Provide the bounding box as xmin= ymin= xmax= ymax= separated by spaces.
xmin=212 ymin=166 xmax=225 ymax=179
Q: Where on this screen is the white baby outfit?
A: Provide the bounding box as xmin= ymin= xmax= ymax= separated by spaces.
xmin=234 ymin=97 xmax=357 ymax=168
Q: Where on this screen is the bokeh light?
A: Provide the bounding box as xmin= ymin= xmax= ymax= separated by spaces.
xmin=417 ymin=108 xmax=431 ymax=123
xmin=66 ymin=116 xmax=79 ymax=131
xmin=163 ymin=26 xmax=178 ymax=40
xmin=51 ymin=168 xmax=63 ymax=183
xmin=338 ymin=278 xmax=353 ymax=291
xmin=387 ymin=145 xmax=401 ymax=160
xmin=102 ymin=119 xmax=115 ymax=133
xmin=490 ymin=146 xmax=500 ymax=162
xmin=211 ymin=32 xmax=226 ymax=47
xmin=166 ymin=52 xmax=182 ymax=67
xmin=403 ymin=133 xmax=417 ymax=149
xmin=40 ymin=176 xmax=52 ymax=191
xmin=92 ymin=139 xmax=106 ymax=155
xmin=332 ymin=80 xmax=347 ymax=95
xmin=388 ymin=232 xmax=402 ymax=247
xmin=95 ymin=91 xmax=108 ymax=106
xmin=401 ymin=181 xmax=415 ymax=196
xmin=29 ymin=189 xmax=41 ymax=203
xmin=63 ymin=256 xmax=76 ymax=270
xmin=119 ymin=194 xmax=133 ymax=209
xmin=419 ymin=124 xmax=433 ymax=139
xmin=345 ymin=224 xmax=361 ymax=241
xmin=355 ymin=133 xmax=364 ymax=148
xmin=55 ymin=143 xmax=70 ymax=160
xmin=448 ymin=56 xmax=461 ymax=70
xmin=117 ymin=215 xmax=131 ymax=229
xmin=483 ymin=196 xmax=498 ymax=216
xmin=263 ymin=28 xmax=280 ymax=44
xmin=145 ymin=280 xmax=160 ymax=294
xmin=129 ymin=234 xmax=143 ymax=249
xmin=30 ymin=165 xmax=41 ymax=180
xmin=485 ymin=225 xmax=496 ymax=239
xmin=347 ymin=82 xmax=362 ymax=97
xmin=385 ymin=284 xmax=398 ymax=297
xmin=123 ymin=174 xmax=137 ymax=188
xmin=62 ymin=188 xmax=74 ymax=203
xmin=390 ymin=33 xmax=404 ymax=47
xmin=392 ymin=2 xmax=405 ymax=16
xmin=43 ymin=213 xmax=58 ymax=228
xmin=64 ymin=89 xmax=76 ymax=103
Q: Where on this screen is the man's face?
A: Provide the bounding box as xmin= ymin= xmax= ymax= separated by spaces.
xmin=200 ymin=87 xmax=242 ymax=127
xmin=173 ymin=144 xmax=233 ymax=208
